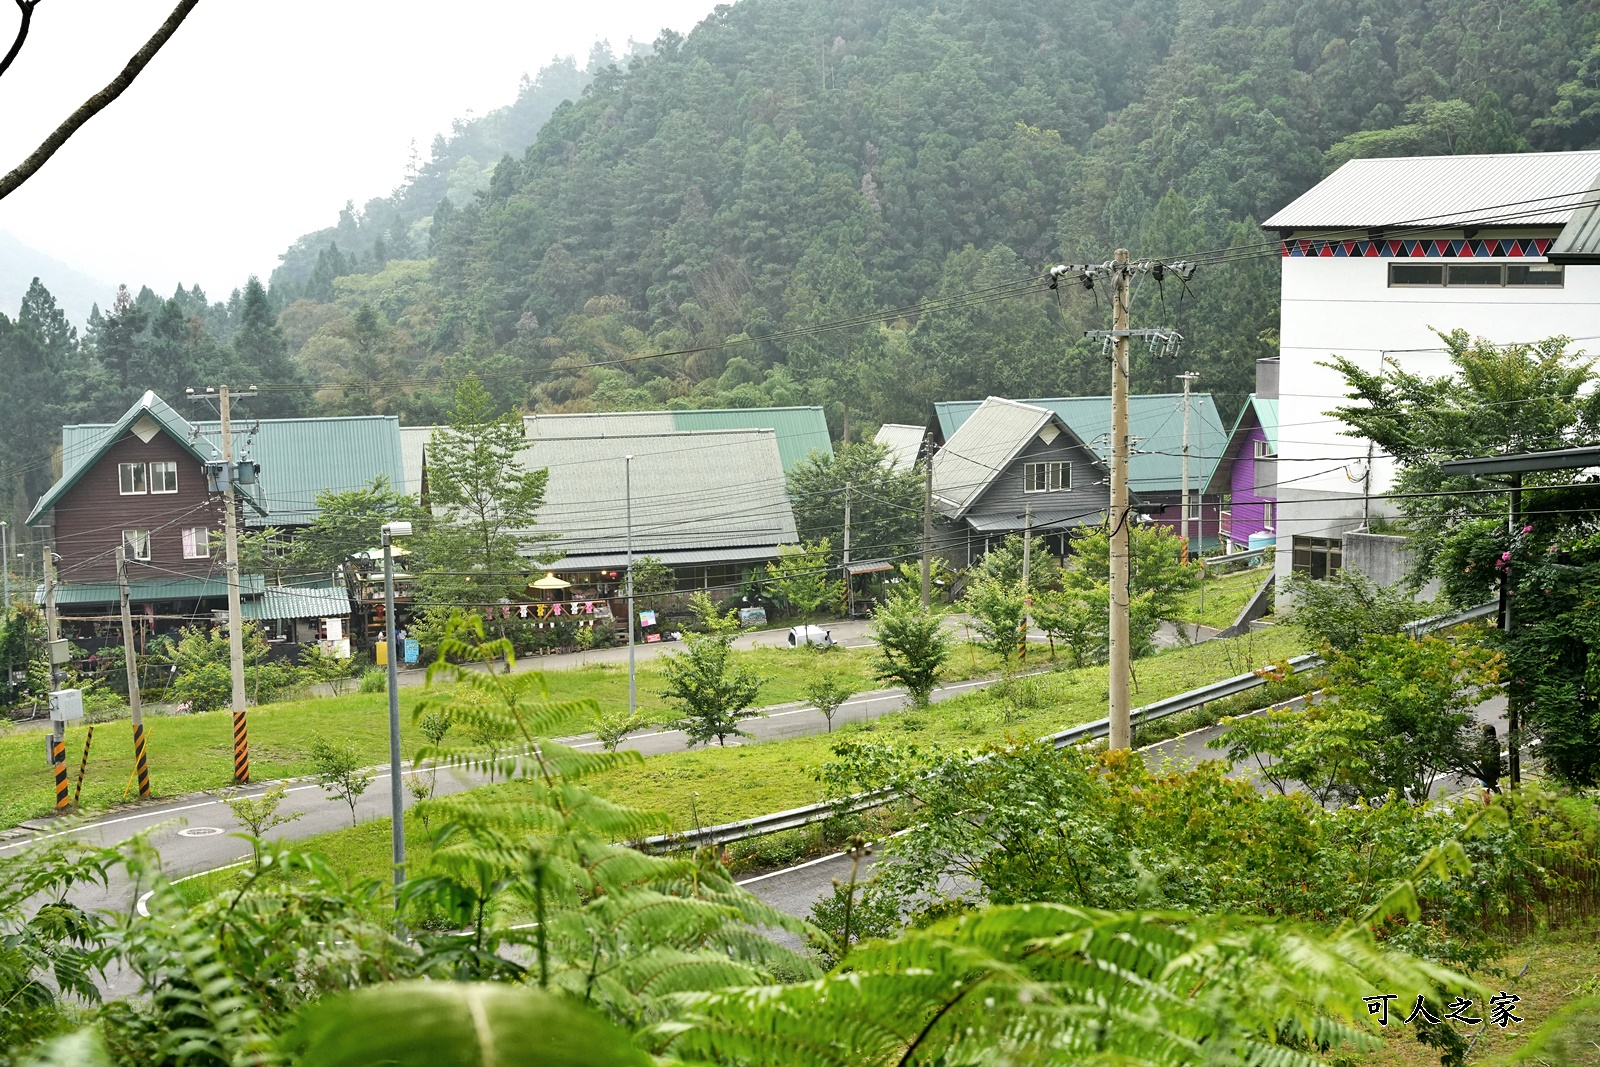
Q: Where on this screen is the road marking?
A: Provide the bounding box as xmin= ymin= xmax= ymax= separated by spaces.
xmin=736 ymin=849 xmax=850 ymax=885
xmin=176 ymin=827 xmax=225 ymax=838
xmin=135 ymin=857 xmax=251 ymax=917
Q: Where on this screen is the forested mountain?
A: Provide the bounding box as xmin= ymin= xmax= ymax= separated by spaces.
xmin=4 ymin=0 xmax=1599 ymax=531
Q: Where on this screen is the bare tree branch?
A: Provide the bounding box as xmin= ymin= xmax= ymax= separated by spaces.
xmin=0 ymin=0 xmax=42 ymax=82
xmin=0 ymin=0 xmax=199 ymax=202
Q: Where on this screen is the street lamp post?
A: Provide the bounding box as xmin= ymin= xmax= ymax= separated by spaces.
xmin=1 ymin=521 xmax=9 ymax=608
xmin=625 ymin=455 xmax=635 ymax=718
xmin=380 ymin=520 xmax=413 ymax=891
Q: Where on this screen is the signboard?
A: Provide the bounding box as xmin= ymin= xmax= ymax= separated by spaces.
xmin=638 ymin=610 xmax=658 ymax=628
xmin=738 ymin=607 xmax=768 ymax=627
xmin=325 ymin=617 xmax=344 ymax=642
xmin=404 ymin=639 xmax=420 ymax=665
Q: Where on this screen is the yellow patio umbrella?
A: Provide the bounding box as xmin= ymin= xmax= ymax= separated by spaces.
xmin=531 ymin=572 xmax=571 ymax=590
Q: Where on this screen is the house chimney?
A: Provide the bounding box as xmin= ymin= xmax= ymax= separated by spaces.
xmin=1255 ymin=357 xmax=1279 ymax=400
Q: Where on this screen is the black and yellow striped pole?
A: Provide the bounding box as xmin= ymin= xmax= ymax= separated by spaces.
xmin=72 ymin=726 xmax=94 ymax=808
xmin=52 ymin=738 xmax=69 ymax=811
xmin=233 ymin=711 xmax=249 ymax=783
xmin=131 ymin=722 xmax=151 ymax=798
xmin=117 ymin=545 xmax=154 ymax=799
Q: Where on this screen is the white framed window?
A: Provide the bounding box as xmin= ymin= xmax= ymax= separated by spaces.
xmin=1023 ymin=461 xmax=1070 ymax=493
xmin=1253 ymin=439 xmax=1275 ymax=459
xmin=1262 ymin=501 xmax=1274 ymax=528
xmin=118 ymin=462 xmax=147 ymax=495
xmin=149 ymin=460 xmax=178 ymax=493
xmin=181 ymin=527 xmax=211 ymax=560
xmin=122 ymin=529 xmax=151 ymax=562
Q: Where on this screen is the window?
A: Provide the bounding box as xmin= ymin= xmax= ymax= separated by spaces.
xmin=1023 ymin=461 xmax=1070 ymax=493
xmin=1261 ymin=501 xmax=1274 ymax=529
xmin=181 ymin=527 xmax=211 ymax=560
xmin=1388 ymin=262 xmax=1565 ymax=288
xmin=1253 ymin=438 xmax=1275 ymax=459
xmin=118 ymin=462 xmax=146 ymax=495
xmin=149 ymin=461 xmax=178 ymax=493
xmin=1291 ymin=535 xmax=1342 ymax=580
xmin=122 ymin=529 xmax=151 ymax=562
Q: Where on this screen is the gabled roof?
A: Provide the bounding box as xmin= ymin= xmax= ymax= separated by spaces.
xmin=1263 ymin=151 xmax=1600 ymax=230
xmin=34 ymin=395 xmax=406 ymax=528
xmin=28 ymin=391 xmax=211 ymax=525
xmin=524 ymin=406 xmax=831 ymax=472
xmin=508 ymin=429 xmax=798 ymax=569
xmin=874 ymin=423 xmax=925 ymax=471
xmin=1203 ymin=396 xmax=1279 ymax=496
xmin=934 ymin=393 xmax=1225 ymax=494
xmin=933 ymin=398 xmax=1104 ymax=519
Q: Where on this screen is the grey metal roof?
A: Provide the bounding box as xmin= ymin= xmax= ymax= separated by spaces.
xmin=547 ymin=544 xmax=785 ymax=570
xmin=1263 ymin=151 xmax=1600 ymax=229
xmin=933 ymin=398 xmax=1098 ymax=519
xmin=874 ymin=424 xmax=925 ymax=471
xmin=965 ymin=508 xmax=1105 ymax=533
xmin=1549 ymin=172 xmax=1600 ymax=263
xmin=524 ymin=406 xmax=831 ymax=473
xmin=510 ymin=429 xmax=798 ymax=564
xmin=398 ymin=426 xmax=432 ymax=498
xmin=1439 ymin=446 xmax=1600 ymax=477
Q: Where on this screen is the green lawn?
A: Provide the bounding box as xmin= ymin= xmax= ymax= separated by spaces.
xmin=0 ymin=643 xmax=999 ymax=831
xmin=1171 ymin=566 xmax=1273 ymax=630
xmin=177 ymin=626 xmax=1307 ymax=899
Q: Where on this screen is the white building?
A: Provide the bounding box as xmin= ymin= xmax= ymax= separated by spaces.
xmin=1263 ymin=150 xmax=1600 ymax=587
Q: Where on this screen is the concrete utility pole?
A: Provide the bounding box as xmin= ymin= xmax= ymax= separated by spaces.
xmin=219 ymin=385 xmax=249 ymax=782
xmin=381 ymin=520 xmax=412 ymax=887
xmin=1177 ymin=372 xmax=1199 ymax=558
xmin=116 ymin=545 xmax=151 ymax=797
xmin=1 ymin=521 xmax=10 ymax=607
xmin=43 ymin=546 xmax=62 ymax=754
xmin=842 ymin=481 xmax=852 ymax=616
xmin=625 ymin=455 xmax=636 ymax=719
xmin=1107 ymin=250 xmax=1133 ymax=751
xmin=921 ymin=441 xmax=933 ymax=610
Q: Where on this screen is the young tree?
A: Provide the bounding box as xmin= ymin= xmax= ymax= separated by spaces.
xmin=803 ymin=670 xmax=856 ymax=732
xmin=969 ymin=533 xmax=1060 ymax=593
xmin=224 ymin=786 xmax=302 ymax=870
xmin=290 ymin=476 xmax=424 ymax=577
xmin=309 ymin=734 xmax=376 ymax=827
xmin=764 ymin=539 xmax=843 ymax=616
xmin=961 ymin=576 xmax=1028 ymax=668
xmin=594 ymin=709 xmax=649 ymax=752
xmin=1283 ymin=571 xmax=1430 ymax=653
xmin=869 ymin=592 xmax=952 ymax=708
xmin=1064 ymin=524 xmax=1198 ymax=623
xmin=659 ymin=593 xmax=765 ymax=747
xmin=1031 ymin=588 xmax=1107 ymax=667
xmin=418 ymin=375 xmax=551 ymax=607
xmin=298 ymin=643 xmax=359 ymax=696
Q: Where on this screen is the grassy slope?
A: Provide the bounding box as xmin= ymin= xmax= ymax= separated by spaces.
xmin=0 ymin=644 xmax=950 ymax=831
xmin=1357 ymin=923 xmax=1600 ymax=1067
xmin=0 ymin=643 xmax=1017 ymax=831
xmin=180 ymin=626 xmax=1305 ymax=898
xmin=1171 ymin=565 xmax=1273 ymax=630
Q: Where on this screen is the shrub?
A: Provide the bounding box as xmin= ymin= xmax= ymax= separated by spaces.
xmin=360 ymin=668 xmax=387 ymax=693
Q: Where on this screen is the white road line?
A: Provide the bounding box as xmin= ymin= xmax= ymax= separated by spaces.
xmin=134 ymin=857 xmax=252 ymax=918
xmin=736 ymin=849 xmax=850 ymax=885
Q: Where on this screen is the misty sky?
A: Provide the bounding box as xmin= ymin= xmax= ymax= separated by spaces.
xmin=0 ymin=0 xmax=719 ymax=302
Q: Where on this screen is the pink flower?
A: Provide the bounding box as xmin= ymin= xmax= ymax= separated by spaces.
xmin=1522 ymin=525 xmax=1533 ymax=534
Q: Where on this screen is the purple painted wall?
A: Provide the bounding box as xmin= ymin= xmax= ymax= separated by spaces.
xmin=1221 ymin=418 xmax=1274 ymax=547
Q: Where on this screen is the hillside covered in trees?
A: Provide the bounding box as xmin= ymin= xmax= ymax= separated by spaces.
xmin=5 ymin=0 xmax=1599 ymax=526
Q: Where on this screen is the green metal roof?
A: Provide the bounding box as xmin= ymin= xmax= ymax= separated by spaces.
xmin=44 ymin=574 xmax=265 ymax=606
xmin=1203 ymin=395 xmax=1280 ymax=496
xmin=669 ymin=408 xmax=831 ymax=472
xmin=243 ymin=584 xmax=350 ymax=620
xmin=29 ymin=392 xmax=212 ymax=525
xmin=193 ymin=416 xmax=406 ymax=526
xmin=934 ymin=394 xmax=1225 ymax=494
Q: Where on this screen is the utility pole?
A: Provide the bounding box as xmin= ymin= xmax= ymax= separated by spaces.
xmin=625 ymin=455 xmax=635 ymax=719
xmin=1021 ymin=504 xmax=1032 ymax=590
xmin=1107 ymin=249 xmax=1133 ymax=751
xmin=381 ymin=520 xmax=412 ymax=889
xmin=842 ymin=481 xmax=852 ymax=616
xmin=1052 ymin=254 xmax=1194 ymax=752
xmin=1 ymin=521 xmax=10 ymax=608
xmin=191 ymin=385 xmax=254 ymax=784
xmin=1177 ymin=372 xmax=1199 ymax=558
xmin=43 ymin=546 xmax=62 ymax=757
xmin=921 ymin=442 xmax=933 ymax=610
xmin=116 ymin=545 xmax=151 ymax=798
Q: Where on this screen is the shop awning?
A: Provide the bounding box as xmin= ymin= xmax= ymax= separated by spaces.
xmin=243 ymin=585 xmax=350 ymax=621
xmin=42 ymin=574 xmax=266 ymax=606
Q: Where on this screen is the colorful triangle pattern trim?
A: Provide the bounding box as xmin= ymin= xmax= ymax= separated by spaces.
xmin=1282 ymin=237 xmax=1552 ymax=258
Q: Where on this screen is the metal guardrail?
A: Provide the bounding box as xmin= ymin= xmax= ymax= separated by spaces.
xmin=639 ymin=602 xmax=1496 ymax=854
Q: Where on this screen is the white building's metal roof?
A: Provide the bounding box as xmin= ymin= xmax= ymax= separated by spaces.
xmin=874 ymin=423 xmax=925 ymax=471
xmin=1263 ymin=151 xmax=1600 ymax=230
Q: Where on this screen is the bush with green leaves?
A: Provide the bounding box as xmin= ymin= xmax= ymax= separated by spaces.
xmin=868 ymin=591 xmax=952 ymax=707
xmin=763 ymin=539 xmax=843 ymax=616
xmin=1283 ymin=569 xmax=1433 ymax=653
xmin=960 ymin=575 xmax=1028 ymax=667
